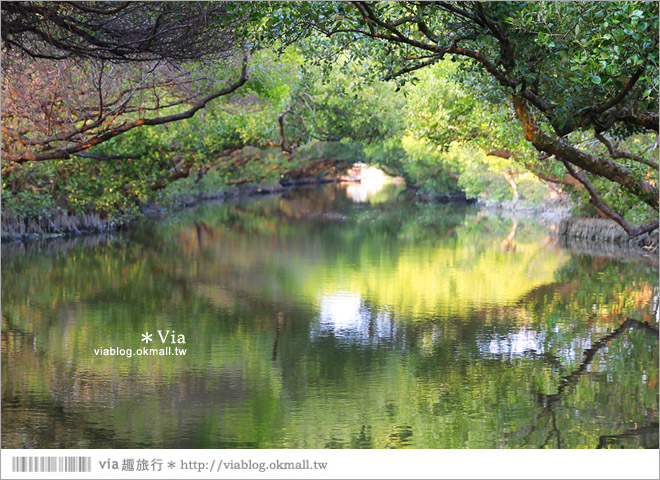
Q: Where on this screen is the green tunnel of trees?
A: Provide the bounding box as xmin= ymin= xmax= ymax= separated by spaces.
xmin=1 ymin=1 xmax=658 ymax=236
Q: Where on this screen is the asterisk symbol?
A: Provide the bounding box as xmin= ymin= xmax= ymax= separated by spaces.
xmin=167 ymin=461 xmax=176 ymax=469
xmin=141 ymin=332 xmax=153 ymax=343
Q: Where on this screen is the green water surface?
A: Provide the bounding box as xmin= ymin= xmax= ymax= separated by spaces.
xmin=2 ymin=184 xmax=658 ymax=448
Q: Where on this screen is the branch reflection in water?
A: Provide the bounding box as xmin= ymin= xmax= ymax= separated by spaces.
xmin=1 ymin=184 xmax=657 ymax=448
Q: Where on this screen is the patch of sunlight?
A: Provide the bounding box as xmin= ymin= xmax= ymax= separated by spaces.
xmin=343 ymin=163 xmax=402 ymax=203
xmin=312 ymin=290 xmax=397 ymax=342
xmin=319 ymin=291 xmax=363 ymax=330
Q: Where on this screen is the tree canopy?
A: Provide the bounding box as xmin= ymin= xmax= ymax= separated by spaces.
xmin=270 ymin=1 xmax=658 ymax=234
xmin=1 ymin=1 xmax=249 ymax=163
xmin=1 ymin=1 xmax=658 ymax=237
xmin=1 ymin=1 xmax=244 ymax=62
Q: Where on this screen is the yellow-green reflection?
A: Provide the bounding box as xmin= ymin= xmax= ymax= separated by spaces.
xmin=2 ymin=185 xmax=658 ymax=448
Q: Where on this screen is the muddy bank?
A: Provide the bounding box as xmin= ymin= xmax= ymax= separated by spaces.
xmin=1 ymin=179 xmax=336 ymax=242
xmin=477 ymin=199 xmax=657 ymax=255
xmin=557 ymin=217 xmax=658 ymax=253
xmin=477 ymin=198 xmax=571 ymax=223
xmin=1 ymin=209 xmax=119 ymax=242
xmin=558 ymin=235 xmax=658 ymax=266
xmin=457 ymin=199 xmax=658 ymax=261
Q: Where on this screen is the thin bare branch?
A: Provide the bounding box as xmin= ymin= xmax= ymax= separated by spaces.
xmin=3 ymin=54 xmax=249 ymax=163
xmin=594 ymin=131 xmax=659 ymax=170
xmin=385 ymin=56 xmax=443 ymax=80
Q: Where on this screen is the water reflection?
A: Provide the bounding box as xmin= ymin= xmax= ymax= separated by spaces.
xmin=313 ymin=292 xmax=397 ymax=344
xmin=342 ymin=164 xmax=399 ymax=203
xmin=482 ymin=327 xmax=545 ymax=356
xmin=2 ymin=184 xmax=658 ymax=449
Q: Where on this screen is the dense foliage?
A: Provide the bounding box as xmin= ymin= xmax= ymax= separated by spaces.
xmin=1 ymin=1 xmax=657 ymax=237
xmin=268 ymin=1 xmax=658 ymax=234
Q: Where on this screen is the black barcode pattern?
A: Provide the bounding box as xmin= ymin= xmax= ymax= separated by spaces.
xmin=12 ymin=456 xmax=91 ymax=473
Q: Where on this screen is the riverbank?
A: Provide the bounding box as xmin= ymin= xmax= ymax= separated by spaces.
xmin=1 ymin=142 xmax=361 ymax=241
xmin=557 ymin=216 xmax=658 ymax=256
xmin=0 ymin=179 xmax=339 ymax=242
xmin=461 ymin=197 xmax=658 ymax=260
xmin=4 ymin=179 xmax=658 ymax=262
xmin=471 ymin=198 xmax=571 ymax=226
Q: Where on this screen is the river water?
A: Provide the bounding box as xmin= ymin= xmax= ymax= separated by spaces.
xmin=2 ymin=184 xmax=658 ymax=448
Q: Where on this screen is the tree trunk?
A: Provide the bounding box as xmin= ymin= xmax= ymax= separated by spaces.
xmin=502 ymin=170 xmax=519 ymax=202
xmin=512 ymin=96 xmax=658 ymax=210
xmin=278 ymin=109 xmax=293 ymax=154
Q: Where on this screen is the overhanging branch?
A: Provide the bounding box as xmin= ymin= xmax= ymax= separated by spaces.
xmin=594 ymin=131 xmax=658 ymax=170
xmin=513 ymin=96 xmax=659 ymax=211
xmin=2 ymin=54 xmax=249 ymax=163
xmin=560 ymin=159 xmax=658 ymax=237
